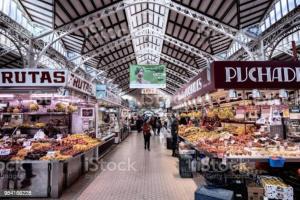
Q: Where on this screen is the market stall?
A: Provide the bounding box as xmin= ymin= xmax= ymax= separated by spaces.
xmin=96 ymin=84 xmax=130 ymax=143
xmin=0 ymin=69 xmax=113 ymax=198
xmin=172 ymin=61 xmax=300 ymax=200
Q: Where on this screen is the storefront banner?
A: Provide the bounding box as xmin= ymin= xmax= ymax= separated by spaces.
xmin=0 ymin=69 xmax=96 ymax=97
xmin=0 ymin=69 xmax=67 ymax=87
xmin=212 ymin=61 xmax=300 ymax=89
xmin=67 ymin=73 xmax=95 ymax=96
xmin=172 ymin=68 xmax=213 ymax=104
xmin=129 ymin=64 xmax=166 ymax=88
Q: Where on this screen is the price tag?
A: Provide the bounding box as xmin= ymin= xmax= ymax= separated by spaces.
xmin=0 ymin=149 xmax=11 ymax=155
xmin=23 ymin=141 xmax=31 ymax=147
xmin=16 ymin=130 xmax=21 ymax=135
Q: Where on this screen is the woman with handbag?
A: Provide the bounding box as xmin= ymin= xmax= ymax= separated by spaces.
xmin=143 ymin=119 xmax=151 ymax=151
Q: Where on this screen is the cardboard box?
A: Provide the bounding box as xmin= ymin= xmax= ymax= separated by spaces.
xmin=247 ymin=182 xmax=264 ymax=200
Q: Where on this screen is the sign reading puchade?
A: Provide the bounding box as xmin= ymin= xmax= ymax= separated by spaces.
xmin=0 ymin=69 xmax=67 ymax=87
xmin=212 ymin=61 xmax=300 ymax=89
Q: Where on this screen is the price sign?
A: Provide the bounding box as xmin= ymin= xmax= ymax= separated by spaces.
xmin=0 ymin=149 xmax=11 ymax=155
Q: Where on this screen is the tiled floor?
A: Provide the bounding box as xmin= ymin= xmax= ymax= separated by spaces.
xmin=61 ymin=131 xmax=198 ymax=200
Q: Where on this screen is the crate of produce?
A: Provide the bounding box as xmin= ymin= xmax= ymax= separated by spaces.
xmin=179 ymin=154 xmax=193 ymax=178
xmin=195 ymin=186 xmax=234 ymax=200
xmin=260 ymin=176 xmax=293 ymax=200
xmin=247 ymin=182 xmax=264 ymax=200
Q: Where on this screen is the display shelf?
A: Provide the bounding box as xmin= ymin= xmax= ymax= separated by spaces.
xmin=220 ymin=120 xmax=256 ymax=124
xmin=179 ymin=136 xmax=300 ymax=163
xmin=101 ymin=133 xmax=115 ymax=141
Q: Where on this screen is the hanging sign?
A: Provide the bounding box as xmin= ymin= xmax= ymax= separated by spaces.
xmin=67 ymin=73 xmax=95 ymax=96
xmin=212 ymin=61 xmax=300 ymax=89
xmin=141 ymin=88 xmax=158 ymax=95
xmin=172 ymin=68 xmax=213 ymax=104
xmin=0 ymin=69 xmax=67 ymax=87
xmin=96 ymin=84 xmax=107 ymax=99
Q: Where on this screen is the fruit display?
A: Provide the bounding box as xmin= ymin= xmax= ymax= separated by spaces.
xmin=40 ymin=151 xmax=72 ymax=161
xmin=67 ymin=105 xmax=78 ymax=113
xmin=180 ymin=111 xmax=201 ymax=119
xmin=35 ymin=122 xmax=46 ymax=128
xmin=29 ymin=103 xmax=39 ymax=112
xmin=179 ymin=125 xmax=300 ymax=158
xmin=206 ymin=108 xmax=218 ymax=118
xmin=55 ymin=102 xmax=66 ymax=112
xmin=0 ymin=134 xmax=102 ymax=162
xmin=217 ymin=107 xmax=234 ymax=120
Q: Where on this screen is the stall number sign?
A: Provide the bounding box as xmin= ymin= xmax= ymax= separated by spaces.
xmin=0 ymin=149 xmax=11 ymax=155
xmin=0 ymin=69 xmax=67 ymax=87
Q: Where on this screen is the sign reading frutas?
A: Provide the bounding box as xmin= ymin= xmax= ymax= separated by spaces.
xmin=212 ymin=61 xmax=300 ymax=89
xmin=67 ymin=73 xmax=95 ymax=96
xmin=0 ymin=69 xmax=67 ymax=87
xmin=0 ymin=69 xmax=96 ymax=96
xmin=129 ymin=64 xmax=166 ymax=88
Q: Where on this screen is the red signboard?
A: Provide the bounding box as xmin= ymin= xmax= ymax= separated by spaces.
xmin=172 ymin=68 xmax=214 ymax=104
xmin=212 ymin=61 xmax=300 ymax=89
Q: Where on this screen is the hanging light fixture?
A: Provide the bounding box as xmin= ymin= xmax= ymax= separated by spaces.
xmin=228 ymin=89 xmax=238 ymax=99
xmin=205 ymin=94 xmax=210 ymax=102
xmin=279 ymin=89 xmax=288 ymax=99
xmin=252 ymin=89 xmax=261 ymax=99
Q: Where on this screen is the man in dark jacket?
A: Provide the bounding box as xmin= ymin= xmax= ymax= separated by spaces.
xmin=171 ymin=114 xmax=179 ymax=157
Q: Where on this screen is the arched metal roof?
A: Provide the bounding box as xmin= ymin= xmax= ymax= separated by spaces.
xmin=4 ymin=0 xmax=300 ymax=95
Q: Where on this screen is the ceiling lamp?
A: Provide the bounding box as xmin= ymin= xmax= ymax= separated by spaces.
xmin=279 ymin=89 xmax=288 ymax=99
xmin=252 ymin=89 xmax=261 ymax=99
xmin=228 ymin=89 xmax=238 ymax=99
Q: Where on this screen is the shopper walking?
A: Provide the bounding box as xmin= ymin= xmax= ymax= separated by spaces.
xmin=171 ymin=114 xmax=179 ymax=157
xmin=151 ymin=116 xmax=157 ymax=135
xmin=143 ymin=119 xmax=151 ymax=151
xmin=156 ymin=117 xmax=162 ymax=135
xmin=136 ymin=116 xmax=143 ymax=133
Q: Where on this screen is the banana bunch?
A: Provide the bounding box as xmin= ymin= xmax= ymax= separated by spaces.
xmin=35 ymin=122 xmax=46 ymax=128
xmin=55 ymin=102 xmax=66 ymax=112
xmin=218 ymin=108 xmax=234 ymax=119
xmin=29 ymin=103 xmax=39 ymax=112
xmin=73 ymin=144 xmax=90 ymax=152
xmin=67 ymin=105 xmax=78 ymax=113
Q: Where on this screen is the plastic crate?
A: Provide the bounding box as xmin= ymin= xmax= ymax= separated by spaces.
xmin=179 ymin=155 xmax=193 ymax=178
xmin=269 ymin=157 xmax=285 ymax=168
xmin=195 ymin=186 xmax=234 ymax=200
